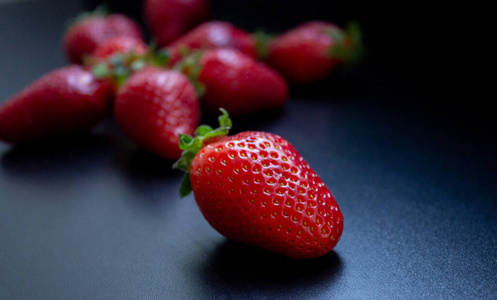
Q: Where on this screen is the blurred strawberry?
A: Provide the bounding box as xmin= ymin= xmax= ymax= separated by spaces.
xmin=164 ymin=21 xmax=257 ymax=66
xmin=266 ymin=21 xmax=363 ymax=84
xmin=63 ymin=7 xmax=143 ymax=64
xmin=90 ymin=36 xmax=148 ymax=62
xmin=0 ymin=66 xmax=113 ymax=143
xmin=177 ymin=49 xmax=287 ymax=116
xmin=114 ymin=67 xmax=200 ymax=160
xmin=144 ymin=0 xmax=210 ymax=46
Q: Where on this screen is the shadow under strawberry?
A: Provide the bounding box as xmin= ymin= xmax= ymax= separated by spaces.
xmin=1 ymin=133 xmax=114 ymax=182
xmin=121 ymin=149 xmax=179 ymax=178
xmin=114 ymin=149 xmax=186 ymax=209
xmin=189 ymin=239 xmax=343 ymax=296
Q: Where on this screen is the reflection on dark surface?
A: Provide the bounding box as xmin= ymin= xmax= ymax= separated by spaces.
xmin=190 ymin=240 xmax=343 ymax=297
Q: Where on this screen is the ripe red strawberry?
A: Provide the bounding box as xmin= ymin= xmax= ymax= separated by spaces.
xmin=174 ymin=110 xmax=343 ymax=259
xmin=266 ymin=21 xmax=363 ymax=84
xmin=90 ymin=36 xmax=147 ymax=62
xmin=63 ymin=9 xmax=143 ymax=64
xmin=144 ymin=0 xmax=210 ymax=47
xmin=0 ymin=66 xmax=114 ymax=143
xmin=164 ymin=21 xmax=257 ymax=66
xmin=178 ymin=49 xmax=287 ymax=116
xmin=114 ymin=67 xmax=200 ymax=160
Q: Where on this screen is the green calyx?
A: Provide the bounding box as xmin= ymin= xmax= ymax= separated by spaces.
xmin=173 ymin=108 xmax=232 ymax=197
xmin=173 ymin=50 xmax=206 ymax=97
xmin=253 ymin=29 xmax=273 ymax=60
xmin=328 ymin=21 xmax=365 ymax=67
xmin=91 ymin=50 xmax=146 ymax=87
xmin=146 ymin=42 xmax=171 ymax=67
xmin=90 ymin=45 xmax=171 ymax=87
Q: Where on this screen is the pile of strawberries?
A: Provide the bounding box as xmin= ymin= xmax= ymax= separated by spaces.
xmin=0 ymin=0 xmax=363 ymax=259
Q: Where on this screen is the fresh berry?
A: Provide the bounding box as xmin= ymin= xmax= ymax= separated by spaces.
xmin=144 ymin=0 xmax=210 ymax=46
xmin=0 ymin=66 xmax=114 ymax=143
xmin=90 ymin=36 xmax=147 ymax=62
xmin=174 ymin=110 xmax=343 ymax=259
xmin=63 ymin=8 xmax=143 ymax=64
xmin=164 ymin=21 xmax=257 ymax=66
xmin=177 ymin=49 xmax=287 ymax=116
xmin=114 ymin=67 xmax=200 ymax=160
xmin=266 ymin=21 xmax=363 ymax=83
xmin=88 ymin=36 xmax=149 ymax=89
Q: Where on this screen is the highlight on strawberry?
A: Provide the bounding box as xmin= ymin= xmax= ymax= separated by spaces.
xmin=162 ymin=21 xmax=258 ymax=67
xmin=173 ymin=109 xmax=344 ymax=259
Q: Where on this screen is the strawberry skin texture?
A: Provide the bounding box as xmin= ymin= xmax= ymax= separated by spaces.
xmin=198 ymin=49 xmax=288 ymax=116
xmin=63 ymin=14 xmax=143 ymax=64
xmin=114 ymin=68 xmax=200 ymax=160
xmin=166 ymin=21 xmax=257 ymax=66
xmin=189 ymin=131 xmax=343 ymax=259
xmin=90 ymin=36 xmax=147 ymax=61
xmin=0 ymin=66 xmax=113 ymax=143
xmin=144 ymin=0 xmax=210 ymax=47
xmin=267 ymin=21 xmax=345 ymax=84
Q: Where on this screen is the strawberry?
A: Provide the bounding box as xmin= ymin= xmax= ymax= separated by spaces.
xmin=114 ymin=67 xmax=200 ymax=160
xmin=63 ymin=8 xmax=143 ymax=64
xmin=164 ymin=21 xmax=257 ymax=66
xmin=177 ymin=49 xmax=288 ymax=116
xmin=266 ymin=21 xmax=363 ymax=84
xmin=0 ymin=66 xmax=114 ymax=143
xmin=144 ymin=0 xmax=210 ymax=47
xmin=89 ymin=36 xmax=147 ymax=62
xmin=88 ymin=36 xmax=149 ymax=89
xmin=174 ymin=110 xmax=343 ymax=259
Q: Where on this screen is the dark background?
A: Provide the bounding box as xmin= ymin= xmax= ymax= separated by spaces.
xmin=1 ymin=0 xmax=495 ymax=299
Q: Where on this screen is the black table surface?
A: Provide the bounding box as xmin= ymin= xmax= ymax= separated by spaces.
xmin=1 ymin=1 xmax=496 ymax=299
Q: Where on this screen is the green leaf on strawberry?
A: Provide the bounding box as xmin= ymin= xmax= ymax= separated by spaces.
xmin=173 ymin=108 xmax=232 ymax=197
xmin=328 ymin=21 xmax=364 ymax=66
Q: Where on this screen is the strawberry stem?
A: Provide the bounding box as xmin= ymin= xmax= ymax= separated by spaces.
xmin=173 ymin=108 xmax=232 ymax=197
xmin=173 ymin=50 xmax=206 ymax=97
xmin=90 ymin=50 xmax=148 ymax=87
xmin=253 ymin=29 xmax=273 ymax=60
xmin=328 ymin=21 xmax=365 ymax=66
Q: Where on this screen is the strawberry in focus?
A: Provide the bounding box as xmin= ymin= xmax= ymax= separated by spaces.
xmin=0 ymin=66 xmax=114 ymax=143
xmin=174 ymin=110 xmax=343 ymax=259
xmin=63 ymin=8 xmax=143 ymax=64
xmin=164 ymin=21 xmax=257 ymax=66
xmin=177 ymin=49 xmax=287 ymax=116
xmin=144 ymin=0 xmax=210 ymax=47
xmin=266 ymin=21 xmax=363 ymax=84
xmin=114 ymin=67 xmax=200 ymax=160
